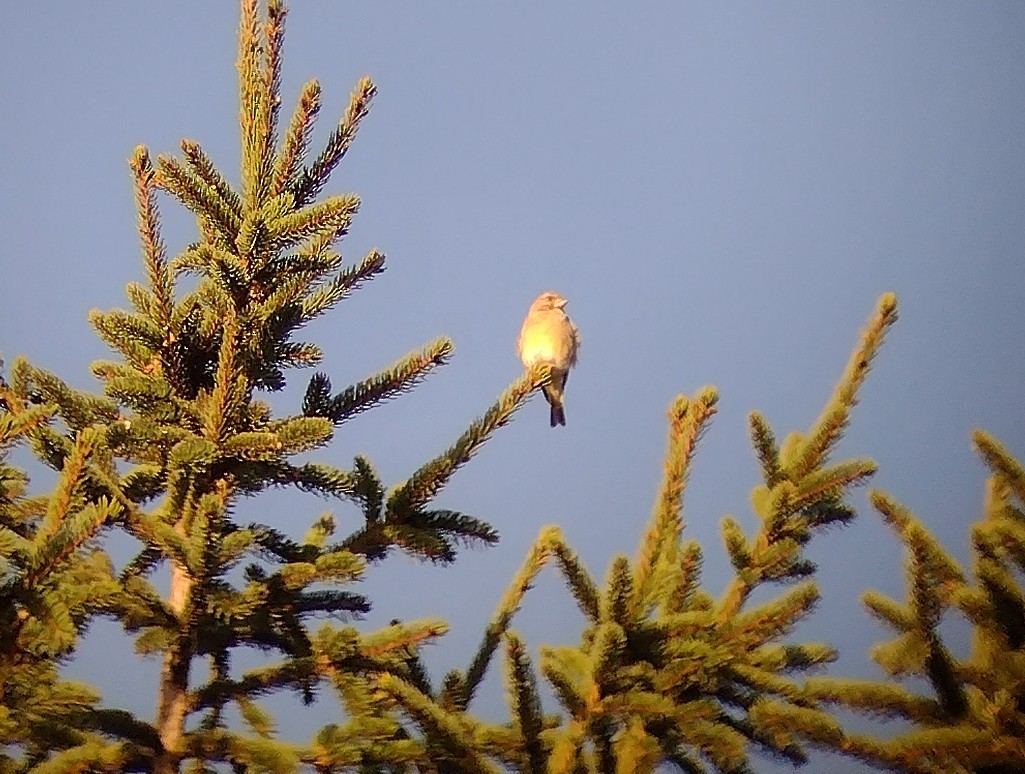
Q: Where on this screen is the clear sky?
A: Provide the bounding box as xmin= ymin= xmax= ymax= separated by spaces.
xmin=2 ymin=3 xmax=1024 ymax=772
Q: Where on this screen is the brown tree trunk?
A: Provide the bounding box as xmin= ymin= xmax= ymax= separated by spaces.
xmin=153 ymin=560 xmax=193 ymax=774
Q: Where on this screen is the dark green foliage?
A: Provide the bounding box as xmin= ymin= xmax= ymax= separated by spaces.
xmin=804 ymin=431 xmax=1025 ymax=773
xmin=0 ymin=1 xmax=533 ymax=770
xmin=0 ymin=373 xmax=126 ymax=770
xmin=371 ymin=297 xmax=901 ymax=772
xmin=4 ymin=1 xmax=1016 ymax=772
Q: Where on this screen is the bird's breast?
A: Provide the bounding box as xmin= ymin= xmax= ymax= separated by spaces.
xmin=520 ymin=338 xmax=559 ymax=364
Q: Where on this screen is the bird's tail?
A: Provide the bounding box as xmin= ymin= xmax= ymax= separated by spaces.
xmin=543 ymin=385 xmax=566 ymax=427
xmin=549 ymin=403 xmax=566 ymax=427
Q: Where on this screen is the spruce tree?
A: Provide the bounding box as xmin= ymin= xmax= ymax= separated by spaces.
xmin=358 ymin=295 xmax=899 ymax=772
xmin=1 ymin=2 xmax=540 ymax=771
xmin=7 ymin=2 xmax=1011 ymax=773
xmin=800 ymin=432 xmax=1025 ymax=773
xmin=0 ymin=366 xmax=127 ymax=771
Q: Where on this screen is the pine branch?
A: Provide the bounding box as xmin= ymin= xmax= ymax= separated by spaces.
xmin=862 ymin=589 xmax=916 ymax=633
xmin=460 ymin=527 xmax=561 ymax=709
xmin=805 ymin=678 xmax=944 ymax=723
xmin=237 ymin=0 xmax=271 ymax=211
xmin=295 ymin=590 xmax=370 ymax=618
xmin=263 ymin=0 xmax=286 ymax=164
xmin=293 ymin=77 xmax=377 ymax=207
xmin=192 ymin=658 xmax=323 ymax=710
xmin=10 ymin=358 xmax=120 ymax=432
xmin=301 ymin=249 xmax=387 ymax=321
xmin=539 ymin=646 xmax=589 ymax=722
xmin=503 ymin=632 xmax=547 ymax=774
xmin=716 ymin=295 xmax=898 ymax=625
xmin=156 ymin=154 xmax=240 ymax=248
xmin=360 ymin=620 xmax=448 ymax=663
xmin=17 ymin=740 xmax=134 ymax=774
xmin=409 ymin=508 xmax=498 ymax=545
xmin=264 ymin=193 xmax=359 ymax=253
xmin=204 ymin=316 xmax=246 ymax=442
xmin=36 ymin=428 xmax=97 ymax=543
xmin=972 ymin=533 xmax=1025 ymax=648
xmin=228 ymin=458 xmax=357 ymax=503
xmin=87 ymin=708 xmax=163 ymax=751
xmin=749 ymin=411 xmax=783 ymax=488
xmin=809 ymin=436 xmax=1025 ymax=772
xmin=602 ymin=556 xmax=635 ymax=628
xmin=717 ymin=711 xmax=809 ymax=767
xmin=378 ymin=675 xmax=502 ymax=771
xmin=550 ymin=534 xmax=602 ymax=623
xmin=789 ymin=459 xmax=877 ymax=510
xmin=787 ymin=292 xmax=898 ymax=479
xmin=974 ymin=430 xmax=1025 ymax=506
xmin=381 ymin=523 xmax=459 ymax=563
xmin=130 ymin=147 xmax=175 ymax=333
xmin=632 ymin=388 xmax=718 ymax=616
xmin=272 ymin=79 xmax=321 ymax=196
xmin=723 ymin=582 xmax=820 ymax=651
xmin=664 ymin=540 xmax=704 ymax=616
xmin=185 ymin=727 xmax=303 ymax=773
xmin=303 ymin=336 xmax=450 ymax=426
xmin=179 ymin=140 xmax=244 ymax=228
xmin=387 ymin=370 xmax=538 ymax=516
xmin=27 ymin=500 xmax=120 ymax=587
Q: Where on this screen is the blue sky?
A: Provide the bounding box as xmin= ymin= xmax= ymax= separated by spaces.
xmin=2 ymin=3 xmax=1024 ymax=772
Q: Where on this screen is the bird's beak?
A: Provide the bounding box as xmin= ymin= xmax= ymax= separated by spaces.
xmin=557 ymin=298 xmax=568 ymax=309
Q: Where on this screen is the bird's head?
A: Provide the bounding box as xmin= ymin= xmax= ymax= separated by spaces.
xmin=531 ymin=291 xmax=568 ymax=312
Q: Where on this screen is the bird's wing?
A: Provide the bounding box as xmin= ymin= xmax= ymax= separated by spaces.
xmin=568 ymin=318 xmax=580 ymax=367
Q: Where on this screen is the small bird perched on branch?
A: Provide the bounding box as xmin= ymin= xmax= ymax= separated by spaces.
xmin=518 ymin=291 xmax=580 ymax=427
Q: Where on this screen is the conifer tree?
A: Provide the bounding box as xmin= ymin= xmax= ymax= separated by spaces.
xmin=1 ymin=2 xmax=543 ymax=771
xmin=0 ymin=365 xmax=128 ymax=771
xmin=800 ymin=432 xmax=1025 ymax=773
xmin=363 ymin=295 xmax=900 ymax=772
xmin=7 ymin=3 xmax=1011 ymax=773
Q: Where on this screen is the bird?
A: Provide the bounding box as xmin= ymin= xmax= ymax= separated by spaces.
xmin=518 ymin=291 xmax=580 ymax=427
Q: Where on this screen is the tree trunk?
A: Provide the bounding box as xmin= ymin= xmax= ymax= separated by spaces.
xmin=154 ymin=560 xmax=193 ymax=774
